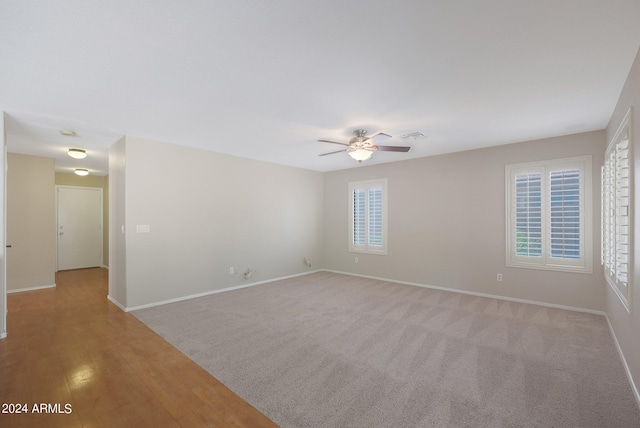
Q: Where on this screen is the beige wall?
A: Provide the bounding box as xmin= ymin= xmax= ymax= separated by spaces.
xmin=324 ymin=131 xmax=605 ymax=311
xmin=55 ymin=172 xmax=109 ymax=267
xmin=1 ymin=114 xmax=5 ymax=336
xmin=108 ymin=137 xmax=127 ymax=307
xmin=111 ymin=136 xmax=324 ymax=309
xmin=606 ymin=47 xmax=640 ymax=400
xmin=7 ymin=153 xmax=56 ymax=291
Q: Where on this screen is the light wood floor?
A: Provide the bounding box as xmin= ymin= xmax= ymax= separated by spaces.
xmin=0 ymin=268 xmax=277 ymax=428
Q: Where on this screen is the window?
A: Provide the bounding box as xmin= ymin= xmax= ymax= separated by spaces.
xmin=506 ymin=156 xmax=592 ymax=273
xmin=349 ymin=179 xmax=387 ymax=254
xmin=602 ymin=108 xmax=632 ymax=312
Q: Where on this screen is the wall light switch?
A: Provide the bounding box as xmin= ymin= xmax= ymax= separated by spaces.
xmin=136 ymin=224 xmax=151 ymax=233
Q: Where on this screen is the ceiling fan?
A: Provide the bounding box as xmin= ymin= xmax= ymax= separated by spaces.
xmin=318 ymin=129 xmax=411 ymax=162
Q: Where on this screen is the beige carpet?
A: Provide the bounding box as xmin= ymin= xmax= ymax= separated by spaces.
xmin=133 ymin=271 xmax=640 ymax=427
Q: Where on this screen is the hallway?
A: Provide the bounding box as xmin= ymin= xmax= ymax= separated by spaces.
xmin=0 ymin=268 xmax=275 ymax=427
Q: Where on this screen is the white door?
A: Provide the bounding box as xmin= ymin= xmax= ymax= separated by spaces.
xmin=57 ymin=187 xmax=102 ymax=271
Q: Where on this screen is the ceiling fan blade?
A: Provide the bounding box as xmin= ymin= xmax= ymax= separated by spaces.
xmin=365 ymin=132 xmax=392 ymax=143
xmin=374 ymin=145 xmax=411 ymax=152
xmin=318 ymin=139 xmax=350 ymax=146
xmin=319 ymin=149 xmax=346 ymax=156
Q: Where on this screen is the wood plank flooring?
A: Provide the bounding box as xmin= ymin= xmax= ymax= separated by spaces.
xmin=0 ymin=268 xmax=277 ymax=428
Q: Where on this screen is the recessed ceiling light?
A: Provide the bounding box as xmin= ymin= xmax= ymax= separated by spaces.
xmin=74 ymin=169 xmax=89 ymax=176
xmin=60 ymin=130 xmax=77 ymax=136
xmin=68 ymin=148 xmax=87 ymax=159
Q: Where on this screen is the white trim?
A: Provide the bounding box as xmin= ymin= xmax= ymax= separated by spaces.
xmin=117 ymin=270 xmax=323 ymax=312
xmin=605 ymin=314 xmax=640 ymax=409
xmin=505 ymin=156 xmax=593 ymax=274
xmin=602 ymin=107 xmax=633 ymax=313
xmin=348 ymin=178 xmax=388 ymax=255
xmin=0 ymin=333 xmax=6 ymax=339
xmin=116 ymin=267 xmax=606 ymax=316
xmin=323 ymin=269 xmax=605 ymax=315
xmin=7 ymin=284 xmax=56 ymax=294
xmin=107 ymin=294 xmax=127 ymax=312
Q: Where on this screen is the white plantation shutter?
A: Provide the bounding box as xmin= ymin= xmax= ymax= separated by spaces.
xmin=368 ymin=187 xmax=383 ymax=247
xmin=506 ymin=156 xmax=592 ymax=273
xmin=349 ymin=179 xmax=387 ymax=254
xmin=549 ymin=169 xmax=581 ymax=260
xmin=602 ymin=108 xmax=632 ymax=312
xmin=514 ymin=173 xmax=542 ymax=257
xmin=353 ymin=188 xmax=365 ymax=246
xmin=615 ymin=139 xmax=630 ymax=286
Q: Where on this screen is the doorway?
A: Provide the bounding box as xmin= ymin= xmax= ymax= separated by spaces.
xmin=57 ymin=186 xmax=103 ymax=271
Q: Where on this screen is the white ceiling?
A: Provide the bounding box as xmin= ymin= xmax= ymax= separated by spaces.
xmin=2 ymin=1 xmax=640 ymax=175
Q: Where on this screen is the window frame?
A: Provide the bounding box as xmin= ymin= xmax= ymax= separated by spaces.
xmin=602 ymin=107 xmax=633 ymax=313
xmin=505 ymin=156 xmax=593 ymax=273
xmin=348 ymin=179 xmax=388 ymax=255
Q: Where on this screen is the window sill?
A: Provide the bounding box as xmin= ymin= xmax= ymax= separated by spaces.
xmin=506 ymin=260 xmax=592 ymax=274
xmin=349 ymin=247 xmax=387 ymax=256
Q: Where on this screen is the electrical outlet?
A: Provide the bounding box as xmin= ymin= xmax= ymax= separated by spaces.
xmin=229 ymin=267 xmax=235 ymax=275
xmin=355 ymin=257 xmax=359 ymax=264
xmin=497 ymin=273 xmax=503 ymax=282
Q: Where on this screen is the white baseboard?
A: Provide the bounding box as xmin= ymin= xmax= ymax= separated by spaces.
xmin=605 ymin=315 xmax=640 ymax=409
xmin=122 ymin=269 xmax=322 ymax=312
xmin=323 ymin=270 xmax=606 ymax=316
xmin=7 ymin=284 xmax=56 ymax=294
xmin=107 ymin=295 xmax=127 ymax=312
xmin=0 ymin=332 xmax=6 ymax=339
xmin=121 ymin=268 xmax=606 ymax=315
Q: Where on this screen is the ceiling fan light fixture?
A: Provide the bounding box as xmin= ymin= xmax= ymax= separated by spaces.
xmin=318 ymin=129 xmax=410 ymax=161
xmin=75 ymin=168 xmax=89 ymax=176
xmin=68 ymin=148 xmax=87 ymax=159
xmin=347 ymin=147 xmax=374 ymax=162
